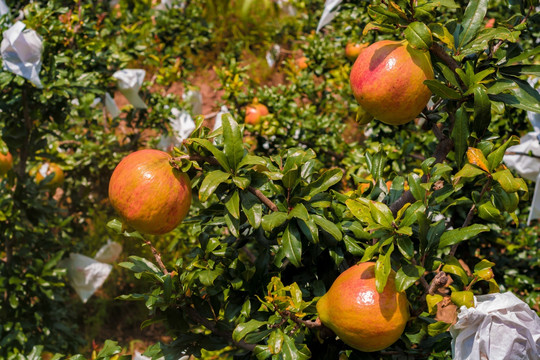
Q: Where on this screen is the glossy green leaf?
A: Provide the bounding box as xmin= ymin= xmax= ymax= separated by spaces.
xmin=424 ymin=80 xmax=462 ymax=100
xmin=439 ymin=224 xmax=489 ymax=248
xmin=472 ymin=85 xmax=491 ymax=136
xmin=288 ymin=203 xmax=309 ymax=221
xmin=457 ymin=0 xmax=488 ymax=49
xmin=283 ymin=223 xmax=302 ymax=267
xmin=262 ymin=212 xmax=288 ymax=232
xmin=232 ymin=319 xmax=267 ymax=343
xmin=487 ymin=135 xmax=520 ymax=172
xmin=369 ymin=201 xmax=394 ymax=228
xmin=405 ymin=22 xmax=433 ymax=51
xmin=426 ymin=294 xmax=444 ymax=314
xmin=430 ymin=23 xmax=456 ymax=51
xmin=222 ymin=114 xmax=245 ymax=171
xmin=474 ymin=259 xmax=495 ymax=272
xmin=408 ymin=173 xmax=425 ymax=201
xmin=492 ymin=169 xmax=521 ymax=193
xmin=241 ymin=191 xmax=263 ymax=229
xmin=442 ymin=256 xmax=469 ymax=284
xmin=396 ymin=237 xmax=414 ymax=259
xmin=199 ymin=170 xmax=231 ymax=202
xmin=298 ymin=217 xmax=319 ymax=244
xmin=451 ymin=106 xmax=469 ymax=169
xmin=478 ymin=201 xmax=501 ymax=221
xmin=375 ymin=243 xmax=394 ymax=293
xmin=312 ymin=214 xmax=342 ymax=241
xmin=428 ymin=321 xmax=452 ymax=336
xmin=225 ymin=191 xmax=240 ymax=219
xmin=395 ymin=264 xmax=425 ymax=291
xmin=190 ymin=138 xmax=230 ymax=171
xmin=489 ymin=78 xmax=540 ymax=113
xmin=451 ymin=290 xmax=475 ymax=308
xmin=304 ymin=168 xmax=343 ymax=198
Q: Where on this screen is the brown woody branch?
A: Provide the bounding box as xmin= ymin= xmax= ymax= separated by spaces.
xmin=429 ymin=42 xmax=460 ymax=72
xmin=185 ymin=306 xmax=256 ymax=352
xmin=143 ymin=239 xmax=169 ymax=275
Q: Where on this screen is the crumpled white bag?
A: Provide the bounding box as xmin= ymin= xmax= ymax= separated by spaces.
xmin=170 ymin=108 xmax=196 ymax=142
xmin=1 ymin=21 xmax=43 ymax=88
xmin=276 ymin=0 xmax=297 ymax=16
xmin=266 ymin=44 xmax=281 ymax=68
xmin=213 ymin=105 xmax=229 ymax=131
xmin=0 ymin=0 xmax=9 ymax=16
xmin=104 ymin=92 xmax=121 ymax=118
xmin=112 ymin=69 xmax=147 ymax=109
xmin=155 ymin=0 xmax=186 ymax=11
xmin=450 ymin=292 xmax=540 ymax=360
xmin=58 ymin=241 xmax=122 ymax=303
xmin=316 ymin=0 xmax=343 ymax=33
xmin=182 ymin=89 xmax=203 ymax=116
xmin=94 ymin=239 xmax=122 ymax=264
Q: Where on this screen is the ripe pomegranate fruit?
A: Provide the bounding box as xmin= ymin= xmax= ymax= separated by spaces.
xmin=0 ymin=151 xmax=13 ymax=176
xmin=350 ymin=40 xmax=434 ymax=125
xmin=108 ymin=149 xmax=192 ymax=235
xmin=295 ymin=56 xmax=309 ymax=70
xmin=245 ymin=100 xmax=269 ymax=125
xmin=345 ymin=42 xmax=368 ymax=62
xmin=35 ymin=163 xmax=65 ymax=188
xmin=317 ymin=262 xmax=410 ymax=352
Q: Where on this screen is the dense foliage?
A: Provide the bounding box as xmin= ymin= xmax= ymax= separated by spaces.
xmin=0 ymin=0 xmax=538 ymax=359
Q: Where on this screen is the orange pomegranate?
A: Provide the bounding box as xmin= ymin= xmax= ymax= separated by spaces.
xmin=345 ymin=42 xmax=368 ymax=62
xmin=350 ymin=40 xmax=434 ymax=125
xmin=35 ymin=163 xmax=65 ymax=187
xmin=245 ymin=100 xmax=269 ymax=125
xmin=317 ymin=262 xmax=410 ymax=352
xmin=108 ymin=149 xmax=192 ymax=235
xmin=0 ymin=151 xmax=13 ymax=176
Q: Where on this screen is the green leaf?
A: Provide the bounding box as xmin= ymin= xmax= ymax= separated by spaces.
xmin=395 ymin=264 xmax=425 ymax=292
xmin=478 ymin=201 xmax=501 ymax=221
xmin=120 ymin=256 xmax=163 ymax=276
xmin=304 ymin=168 xmax=343 ymax=198
xmin=429 ymin=23 xmax=456 ymax=51
xmin=282 ymin=335 xmax=311 ymax=360
xmin=241 ymin=191 xmax=263 ymax=229
xmin=408 ymin=173 xmax=426 ymax=201
xmin=487 ymin=135 xmax=520 ymax=172
xmin=199 ymin=267 xmax=224 ymax=286
xmin=489 ymin=78 xmax=540 ymax=113
xmin=454 ymin=163 xmax=486 ymax=181
xmin=451 ymin=106 xmax=469 ymax=169
xmin=367 ymin=5 xmax=401 ymax=24
xmin=396 ymin=237 xmax=414 ymax=259
xmin=424 ymin=80 xmax=462 ymax=100
xmin=366 ymin=152 xmax=386 ymax=180
xmin=460 ymin=28 xmax=520 ymax=55
xmin=343 ymin=235 xmax=365 ymax=256
xmin=289 ymin=203 xmax=309 ymax=221
xmin=439 ymin=224 xmax=489 ymax=248
xmin=375 ymin=243 xmax=394 ymax=293
xmin=426 ymin=294 xmax=443 ymax=314
xmin=472 ymin=85 xmax=491 ymax=136
xmin=312 ymin=214 xmax=342 ymax=241
xmin=457 ymin=0 xmax=488 ymax=49
xmin=506 ymin=45 xmax=540 ymax=65
xmin=97 ymin=340 xmax=122 ymax=358
xmin=262 ymin=212 xmax=288 ymax=232
xmin=492 ymin=169 xmax=522 ymax=193
xmin=369 ymin=201 xmax=394 ymax=228
xmin=428 ymin=321 xmax=451 ymax=336
xmin=222 ymin=114 xmax=245 ymax=171
xmin=405 ymin=22 xmax=433 ymax=51
xmin=474 ymin=259 xmax=495 ymax=272
xmin=451 ymin=290 xmax=475 ymax=308
xmin=232 ymin=319 xmax=267 ymax=343
xmin=237 ymin=154 xmax=267 ymax=168
xmin=190 ymin=138 xmax=230 ymax=171
xmin=363 ymin=21 xmax=399 ymax=36
xmin=282 ymin=223 xmax=302 ymax=267
xmin=232 ymin=176 xmax=250 ymax=190
xmin=442 ymin=256 xmax=469 ymax=284
xmin=225 ymin=191 xmax=240 ymax=219
xmin=199 ymin=170 xmax=231 ymax=202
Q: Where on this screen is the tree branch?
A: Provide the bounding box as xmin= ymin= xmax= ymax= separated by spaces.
xmin=143 ymin=239 xmax=169 ymax=275
xmin=248 ymin=186 xmax=278 ymax=212
xmin=429 ymin=43 xmax=459 ymax=72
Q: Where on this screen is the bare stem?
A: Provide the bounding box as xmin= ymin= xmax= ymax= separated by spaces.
xmin=143 ymin=239 xmax=169 ymax=275
xmin=248 ymin=186 xmax=278 ymax=212
xmin=429 ymin=43 xmax=460 ymax=72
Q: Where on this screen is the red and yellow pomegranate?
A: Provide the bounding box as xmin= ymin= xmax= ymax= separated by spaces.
xmin=345 ymin=42 xmax=368 ymax=62
xmin=108 ymin=149 xmax=192 ymax=235
xmin=35 ymin=163 xmax=65 ymax=188
xmin=350 ymin=40 xmax=434 ymax=125
xmin=245 ymin=100 xmax=269 ymax=125
xmin=0 ymin=151 xmax=13 ymax=176
xmin=317 ymin=262 xmax=410 ymax=352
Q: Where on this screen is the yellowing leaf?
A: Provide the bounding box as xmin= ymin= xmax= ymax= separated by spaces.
xmin=466 ymin=147 xmax=490 ymax=172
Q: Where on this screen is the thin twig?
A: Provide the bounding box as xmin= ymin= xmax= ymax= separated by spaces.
xmin=505 ymin=151 xmax=540 ymax=160
xmin=143 ymin=239 xmax=169 ymax=275
xmin=248 ymin=186 xmax=278 ymax=212
xmin=173 ymin=154 xmax=220 ymax=166
xmin=430 ymin=43 xmax=460 ymax=72
xmin=281 ymin=310 xmax=323 ymax=329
